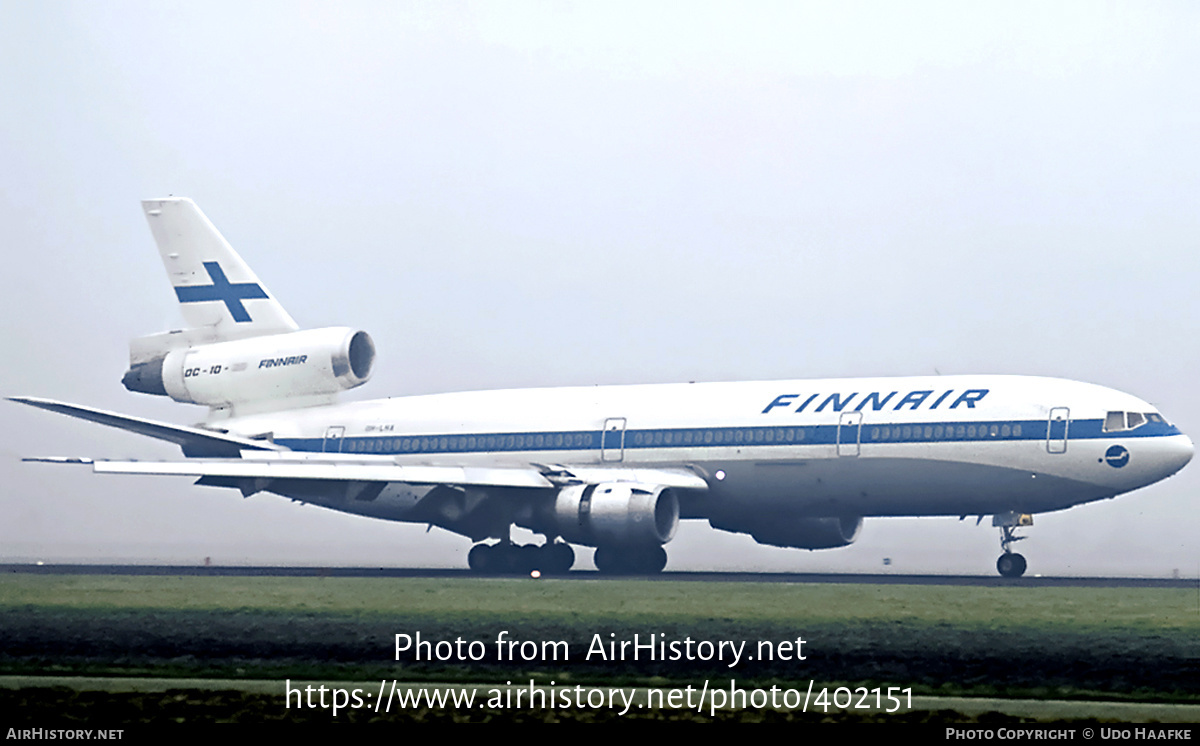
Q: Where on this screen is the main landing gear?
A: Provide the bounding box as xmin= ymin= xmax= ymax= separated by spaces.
xmin=467 ymin=540 xmax=575 ymax=575
xmin=992 ymin=512 xmax=1033 ymax=578
xmin=593 ymin=545 xmax=668 ymax=575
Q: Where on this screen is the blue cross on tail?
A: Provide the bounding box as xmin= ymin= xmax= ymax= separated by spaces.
xmin=174 ymin=261 xmax=269 ymax=323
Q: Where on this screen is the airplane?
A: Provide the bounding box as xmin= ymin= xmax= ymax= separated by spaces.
xmin=12 ymin=198 xmax=1193 ymax=578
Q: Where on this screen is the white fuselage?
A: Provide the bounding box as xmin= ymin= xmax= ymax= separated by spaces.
xmin=214 ymin=374 xmax=1192 ymax=527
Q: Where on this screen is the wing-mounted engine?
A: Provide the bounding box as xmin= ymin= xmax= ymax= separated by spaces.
xmin=710 ymin=514 xmax=862 ymax=549
xmin=551 ymin=482 xmax=680 ymax=547
xmin=122 ymin=326 xmax=375 ymax=414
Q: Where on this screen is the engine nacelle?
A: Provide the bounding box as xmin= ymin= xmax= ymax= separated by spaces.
xmin=553 ymin=482 xmax=679 ymax=547
xmin=712 ymin=514 xmax=863 ymax=550
xmin=123 ymin=327 xmax=375 ymax=408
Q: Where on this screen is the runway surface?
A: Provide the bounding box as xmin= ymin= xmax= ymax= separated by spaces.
xmin=2 ymin=563 xmax=1193 ymax=588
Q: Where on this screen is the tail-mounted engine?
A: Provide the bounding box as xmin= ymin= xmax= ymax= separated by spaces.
xmin=122 ymin=327 xmax=375 ymax=410
xmin=553 ymin=482 xmax=679 ymax=547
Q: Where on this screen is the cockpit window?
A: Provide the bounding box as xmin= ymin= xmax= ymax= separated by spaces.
xmin=1104 ymin=411 xmax=1155 ymax=432
xmin=1104 ymin=411 xmax=1125 ymax=432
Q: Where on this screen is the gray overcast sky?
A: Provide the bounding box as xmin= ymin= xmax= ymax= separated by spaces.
xmin=2 ymin=1 xmax=1197 ymax=575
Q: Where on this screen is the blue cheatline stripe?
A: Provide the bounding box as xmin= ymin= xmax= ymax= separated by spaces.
xmin=272 ymin=418 xmax=1182 ymax=456
xmin=174 ymin=261 xmax=269 ymax=323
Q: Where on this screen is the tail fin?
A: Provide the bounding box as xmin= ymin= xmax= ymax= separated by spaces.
xmin=121 ymin=199 xmax=373 ymax=417
xmin=142 ymin=198 xmax=298 ymax=339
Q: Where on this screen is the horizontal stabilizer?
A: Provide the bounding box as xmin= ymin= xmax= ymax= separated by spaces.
xmin=9 ymin=396 xmax=283 ymax=457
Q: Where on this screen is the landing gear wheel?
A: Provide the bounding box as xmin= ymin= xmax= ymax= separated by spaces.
xmin=468 ymin=542 xmax=529 ymax=574
xmin=594 ymin=545 xmax=667 ymax=575
xmin=997 ymin=552 xmax=1027 ymax=578
xmin=468 ymin=543 xmax=497 ymax=573
xmin=594 ymin=546 xmax=623 ymax=574
xmin=543 ymin=542 xmax=575 ymax=574
xmin=471 ymin=535 xmax=575 ymax=575
xmin=633 ymin=545 xmax=668 ymax=573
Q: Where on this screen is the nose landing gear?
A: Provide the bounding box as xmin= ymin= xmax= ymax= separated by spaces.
xmin=993 ymin=512 xmax=1033 ymax=578
xmin=996 ymin=551 xmax=1027 ymax=578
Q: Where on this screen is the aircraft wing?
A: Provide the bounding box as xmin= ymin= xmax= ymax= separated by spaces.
xmin=23 ymin=453 xmax=709 ymax=491
xmin=60 ymin=457 xmax=557 ymax=489
xmin=12 ymin=397 xmax=710 ymax=491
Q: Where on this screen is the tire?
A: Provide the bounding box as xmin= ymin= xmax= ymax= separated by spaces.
xmin=594 ymin=545 xmax=667 ymax=574
xmin=544 ymin=542 xmax=575 ymax=574
xmin=468 ymin=543 xmax=495 ymax=573
xmin=593 ymin=546 xmax=624 ymax=574
xmin=997 ymin=553 xmax=1027 ymax=578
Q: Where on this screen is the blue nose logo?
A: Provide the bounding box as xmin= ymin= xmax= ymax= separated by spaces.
xmin=1105 ymin=445 xmax=1130 ymax=468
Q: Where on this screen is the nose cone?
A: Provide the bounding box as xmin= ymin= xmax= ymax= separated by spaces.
xmin=1161 ymin=433 xmax=1194 ymax=477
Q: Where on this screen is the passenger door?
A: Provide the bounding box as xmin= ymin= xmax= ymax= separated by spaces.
xmin=1046 ymin=407 xmax=1069 ymax=454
